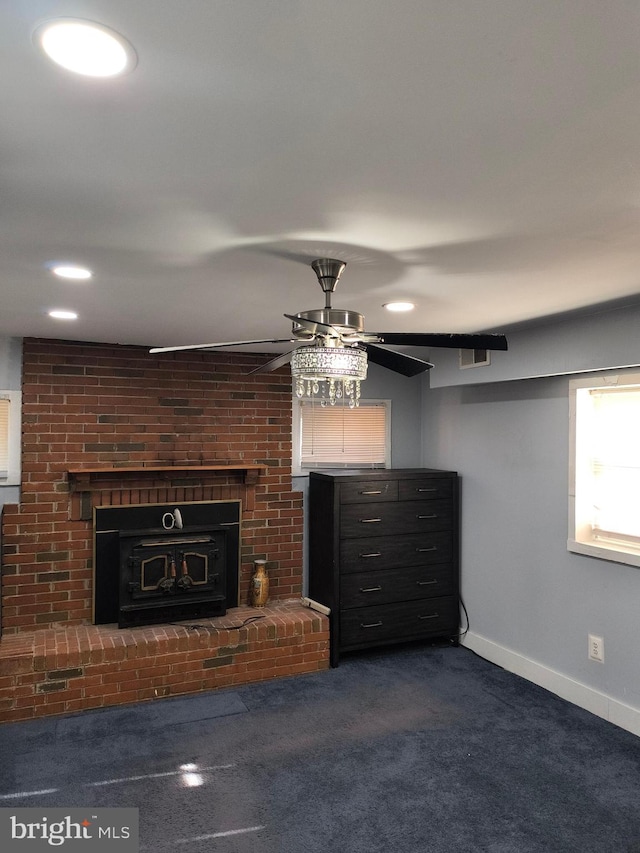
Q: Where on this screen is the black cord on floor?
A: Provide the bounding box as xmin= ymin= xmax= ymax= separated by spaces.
xmin=457 ymin=594 xmax=470 ymax=642
xmin=170 ymin=614 xmax=266 ymax=632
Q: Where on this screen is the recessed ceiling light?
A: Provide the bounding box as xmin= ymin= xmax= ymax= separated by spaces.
xmin=34 ymin=18 xmax=137 ymax=78
xmin=48 ymin=310 xmax=78 ymax=320
xmin=49 ymin=264 xmax=93 ymax=280
xmin=383 ymin=302 xmax=415 ymax=312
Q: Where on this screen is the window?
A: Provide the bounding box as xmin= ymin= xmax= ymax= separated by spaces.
xmin=0 ymin=391 xmax=21 ymax=485
xmin=294 ymin=399 xmax=390 ymax=473
xmin=569 ymin=371 xmax=640 ymax=567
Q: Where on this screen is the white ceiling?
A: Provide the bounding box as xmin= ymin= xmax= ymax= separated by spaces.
xmin=2 ymin=1 xmax=640 ymax=355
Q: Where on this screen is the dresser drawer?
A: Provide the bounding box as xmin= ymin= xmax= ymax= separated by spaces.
xmin=340 ymin=595 xmax=458 ymax=648
xmin=340 ymin=499 xmax=452 ymax=538
xmin=340 ymin=563 xmax=454 ymax=609
xmin=339 ymin=480 xmax=398 ymax=503
xmin=398 ymin=478 xmax=453 ymax=501
xmin=340 ymin=531 xmax=453 ymax=572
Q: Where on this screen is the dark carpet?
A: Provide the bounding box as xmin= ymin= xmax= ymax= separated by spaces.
xmin=0 ymin=644 xmax=639 ymax=852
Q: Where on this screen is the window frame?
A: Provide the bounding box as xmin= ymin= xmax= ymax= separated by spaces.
xmin=568 ymin=370 xmax=640 ymax=568
xmin=0 ymin=390 xmax=21 ymax=486
xmin=292 ymin=398 xmax=391 ymax=475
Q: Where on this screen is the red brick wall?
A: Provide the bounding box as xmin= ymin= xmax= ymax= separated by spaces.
xmin=1 ymin=338 xmax=303 ymax=635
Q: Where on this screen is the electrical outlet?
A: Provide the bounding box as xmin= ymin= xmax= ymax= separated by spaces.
xmin=588 ymin=634 xmax=604 ymax=662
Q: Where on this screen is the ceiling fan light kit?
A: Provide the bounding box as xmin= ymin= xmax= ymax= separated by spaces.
xmin=150 ymin=258 xmax=508 ymax=402
xmin=289 ymin=258 xmax=367 ymax=406
xmin=291 ymin=345 xmax=367 ymax=407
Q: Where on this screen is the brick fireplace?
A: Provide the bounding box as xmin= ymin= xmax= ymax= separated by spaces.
xmin=0 ymin=339 xmax=329 ymax=721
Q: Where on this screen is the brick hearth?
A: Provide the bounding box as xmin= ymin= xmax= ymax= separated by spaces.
xmin=0 ymin=603 xmax=329 ymax=722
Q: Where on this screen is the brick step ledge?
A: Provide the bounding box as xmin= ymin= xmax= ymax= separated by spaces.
xmin=0 ymin=602 xmax=330 ymax=723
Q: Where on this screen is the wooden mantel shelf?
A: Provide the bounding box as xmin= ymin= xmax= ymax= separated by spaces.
xmin=67 ymin=464 xmax=267 ymax=519
xmin=67 ymin=464 xmax=266 ymax=489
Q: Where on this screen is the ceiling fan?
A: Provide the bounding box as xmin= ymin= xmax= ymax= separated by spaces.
xmin=150 ymin=259 xmax=507 ymax=400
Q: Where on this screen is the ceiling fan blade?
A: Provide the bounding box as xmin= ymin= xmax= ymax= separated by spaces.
xmin=284 ymin=313 xmax=341 ymax=338
xmin=150 ymin=338 xmax=298 ymax=354
xmin=370 ymin=332 xmax=508 ymax=351
xmin=363 ymin=344 xmax=433 ymax=377
xmin=247 ymin=350 xmax=294 ymax=375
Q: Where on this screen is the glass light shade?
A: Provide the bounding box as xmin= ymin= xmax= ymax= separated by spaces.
xmin=291 ymin=346 xmax=367 ymax=407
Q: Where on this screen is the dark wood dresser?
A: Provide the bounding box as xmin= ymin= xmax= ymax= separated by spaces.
xmin=308 ymin=468 xmax=459 ymax=666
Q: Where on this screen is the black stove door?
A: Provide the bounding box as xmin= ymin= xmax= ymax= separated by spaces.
xmin=118 ymin=535 xmax=227 ymax=628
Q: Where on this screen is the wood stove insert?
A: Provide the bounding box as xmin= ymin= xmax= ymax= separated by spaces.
xmin=94 ymin=500 xmax=241 ymax=628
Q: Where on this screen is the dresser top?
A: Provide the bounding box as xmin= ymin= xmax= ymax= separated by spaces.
xmin=309 ymin=468 xmax=457 ymax=482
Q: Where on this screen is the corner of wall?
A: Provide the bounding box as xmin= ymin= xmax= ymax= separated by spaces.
xmin=463 ymin=631 xmax=640 ymax=738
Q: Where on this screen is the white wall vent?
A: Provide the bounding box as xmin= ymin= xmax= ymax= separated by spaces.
xmin=459 ymin=348 xmax=490 ymax=369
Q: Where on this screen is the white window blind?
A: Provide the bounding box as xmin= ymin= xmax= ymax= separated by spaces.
xmin=299 ymin=400 xmax=389 ymax=468
xmin=0 ymin=397 xmax=9 ymax=477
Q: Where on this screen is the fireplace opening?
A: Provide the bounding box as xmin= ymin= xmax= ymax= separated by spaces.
xmin=94 ymin=500 xmax=241 ymax=628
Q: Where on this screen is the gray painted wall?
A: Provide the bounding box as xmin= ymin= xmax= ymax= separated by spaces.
xmin=421 ymin=369 xmax=640 ymax=724
xmin=0 ymin=336 xmax=22 ymax=507
xmin=428 ymin=298 xmax=640 ymax=387
xmin=361 ymin=360 xmax=424 ymax=468
xmin=0 ymin=337 xmax=21 ymax=389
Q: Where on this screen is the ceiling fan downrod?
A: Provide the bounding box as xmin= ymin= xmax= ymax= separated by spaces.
xmin=290 ymin=259 xmax=365 ymax=338
xmin=311 ymin=258 xmax=346 ymax=308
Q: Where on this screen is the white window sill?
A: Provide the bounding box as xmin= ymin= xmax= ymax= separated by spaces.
xmin=568 ymin=538 xmax=640 ymax=568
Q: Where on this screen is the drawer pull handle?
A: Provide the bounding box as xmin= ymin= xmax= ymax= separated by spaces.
xmin=359 ymin=551 xmax=382 ymax=558
xmin=417 ymin=514 xmax=437 ymax=520
xmin=417 ymin=546 xmax=438 ymax=552
xmin=361 ymin=621 xmax=383 ymax=629
xmin=417 ymin=579 xmax=438 ymax=586
xmin=359 ymin=517 xmax=382 ymax=523
xmin=417 ymin=487 xmax=437 ymax=493
xmin=360 ymin=585 xmax=383 ymax=593
xmin=418 ymin=613 xmax=439 ymax=620
xmin=360 ymin=489 xmax=382 ymax=495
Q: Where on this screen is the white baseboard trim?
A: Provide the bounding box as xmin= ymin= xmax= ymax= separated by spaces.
xmin=462 ymin=631 xmax=640 ymax=738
